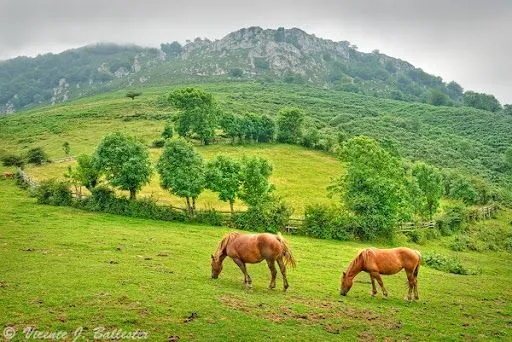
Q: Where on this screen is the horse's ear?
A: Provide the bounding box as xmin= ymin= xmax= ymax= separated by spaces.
xmin=343 ymin=271 xmax=346 ymax=277
xmin=211 ymin=254 xmax=214 ymax=259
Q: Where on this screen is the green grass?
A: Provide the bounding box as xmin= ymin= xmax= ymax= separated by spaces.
xmin=1 ymin=180 xmax=511 ymax=340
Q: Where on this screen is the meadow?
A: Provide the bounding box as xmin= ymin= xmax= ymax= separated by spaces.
xmin=1 ymin=180 xmax=511 ymax=341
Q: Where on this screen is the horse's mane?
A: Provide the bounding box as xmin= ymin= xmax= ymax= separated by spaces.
xmin=214 ymin=232 xmax=239 ymax=260
xmin=347 ymin=248 xmax=373 ymax=273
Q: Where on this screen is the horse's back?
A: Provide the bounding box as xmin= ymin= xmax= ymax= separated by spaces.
xmin=227 ymin=233 xmax=281 ymax=263
xmin=365 ymin=247 xmax=420 ymax=274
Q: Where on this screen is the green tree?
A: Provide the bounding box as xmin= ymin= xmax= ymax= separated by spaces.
xmin=156 ymin=139 xmax=205 ymax=214
xmin=238 ymin=156 xmax=274 ymax=207
xmin=333 ymin=136 xmax=406 ymax=239
xmin=504 ymin=145 xmax=512 ymax=172
xmin=503 ymin=104 xmax=512 ymax=115
xmin=205 ymin=155 xmax=242 ymax=214
xmin=68 ymin=154 xmax=100 ymax=191
xmin=411 ymin=162 xmax=443 ymax=220
xmin=463 ymin=91 xmax=501 ymax=112
xmin=257 ymin=114 xmax=276 ymax=142
xmin=94 ymin=132 xmax=152 ymax=200
xmin=26 ymin=147 xmax=49 ymax=165
xmin=168 ymin=87 xmax=220 ymax=145
xmin=1 ymin=154 xmax=25 ymax=169
xmin=277 ymin=107 xmax=305 ymax=144
xmin=449 ymin=177 xmax=478 ymax=204
xmin=220 ymin=113 xmax=241 ymax=144
xmin=126 ymin=91 xmax=142 ymax=100
xmin=428 ymin=89 xmax=450 ymax=106
xmin=62 ymin=141 xmax=70 ymax=156
xmin=161 ymin=123 xmax=174 ymax=140
xmin=446 ymin=81 xmax=463 ymax=101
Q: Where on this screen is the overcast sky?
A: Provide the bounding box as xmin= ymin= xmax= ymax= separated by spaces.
xmin=1 ymin=0 xmax=511 ymax=104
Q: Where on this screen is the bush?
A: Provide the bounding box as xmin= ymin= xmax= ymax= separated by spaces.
xmin=1 ymin=154 xmax=25 ymax=168
xmin=423 ymin=252 xmax=477 ymax=275
xmin=437 ymin=204 xmax=466 ymax=235
xmin=406 ymin=229 xmax=426 ymax=245
xmin=233 ymin=197 xmax=292 ymax=233
xmin=26 ymin=147 xmax=49 ymax=165
xmin=195 ymin=209 xmax=224 ymax=226
xmin=302 ymin=204 xmax=353 ymax=240
xmin=152 ymin=138 xmax=166 ymax=148
xmin=32 ymin=179 xmax=72 ymax=206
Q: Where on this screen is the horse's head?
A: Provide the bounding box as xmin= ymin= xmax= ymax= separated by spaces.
xmin=211 ymin=254 xmax=223 ymax=279
xmin=340 ymin=271 xmax=353 ymax=296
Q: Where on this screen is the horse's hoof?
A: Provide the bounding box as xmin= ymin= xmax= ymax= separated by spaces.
xmin=370 ymin=291 xmax=377 ymax=297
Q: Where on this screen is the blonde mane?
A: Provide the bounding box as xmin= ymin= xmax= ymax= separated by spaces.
xmin=214 ymin=232 xmax=239 ymax=260
xmin=346 ymin=248 xmax=373 ymax=273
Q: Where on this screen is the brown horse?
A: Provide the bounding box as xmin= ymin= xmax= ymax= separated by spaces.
xmin=211 ymin=232 xmax=296 ymax=290
xmin=340 ymin=247 xmax=421 ymax=300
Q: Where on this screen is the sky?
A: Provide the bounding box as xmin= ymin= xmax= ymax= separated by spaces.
xmin=0 ymin=0 xmax=511 ymax=104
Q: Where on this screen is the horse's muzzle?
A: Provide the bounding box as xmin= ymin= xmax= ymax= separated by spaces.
xmin=211 ymin=274 xmax=218 ymax=279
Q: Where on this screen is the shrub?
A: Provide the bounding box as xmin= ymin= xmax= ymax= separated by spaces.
xmin=423 ymin=252 xmax=477 ymax=275
xmin=406 ymin=229 xmax=426 ymax=245
xmin=302 ymin=204 xmax=353 ymax=240
xmin=195 ymin=209 xmax=224 ymax=226
xmin=152 ymin=138 xmax=166 ymax=148
xmin=32 ymin=179 xmax=72 ymax=206
xmin=233 ymin=197 xmax=291 ymax=233
xmin=437 ymin=204 xmax=466 ymax=235
xmin=1 ymin=154 xmax=25 ymax=168
xmin=26 ymin=147 xmax=49 ymax=165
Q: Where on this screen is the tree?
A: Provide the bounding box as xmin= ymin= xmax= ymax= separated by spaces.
xmin=94 ymin=132 xmax=152 ymax=200
xmin=411 ymin=162 xmax=443 ymax=220
xmin=160 ymin=41 xmax=182 ymax=57
xmin=168 ymin=88 xmax=220 ymax=145
xmin=277 ymin=107 xmax=305 ymax=144
xmin=333 ymin=136 xmax=406 ymax=239
xmin=156 ymin=139 xmax=205 ymax=214
xmin=126 ymin=91 xmax=142 ymax=100
xmin=26 ymin=147 xmax=49 ymax=165
xmin=67 ymin=154 xmax=100 ymax=191
xmin=504 ymin=145 xmax=512 ymax=172
xmin=161 ymin=123 xmax=174 ymax=140
xmin=428 ymin=89 xmax=450 ymax=106
xmin=446 ymin=81 xmax=463 ymax=101
xmin=205 ymin=155 xmax=242 ymax=214
xmin=449 ymin=177 xmax=478 ymax=204
xmin=463 ymin=91 xmax=501 ymax=112
xmin=257 ymin=114 xmax=276 ymax=142
xmin=238 ymin=156 xmax=274 ymax=207
xmin=1 ymin=154 xmax=25 ymax=169
xmin=220 ymin=113 xmax=241 ymax=144
xmin=62 ymin=141 xmax=70 ymax=156
xmin=503 ymin=104 xmax=512 ymax=116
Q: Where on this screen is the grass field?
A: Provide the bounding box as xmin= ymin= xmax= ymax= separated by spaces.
xmin=1 ymin=180 xmax=511 ymax=341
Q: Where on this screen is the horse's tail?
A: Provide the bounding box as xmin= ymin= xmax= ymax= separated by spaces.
xmin=413 ymin=250 xmax=421 ymax=278
xmin=277 ymin=232 xmax=296 ymax=268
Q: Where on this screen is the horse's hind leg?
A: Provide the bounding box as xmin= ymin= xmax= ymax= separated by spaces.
xmin=371 ymin=272 xmax=388 ymax=297
xmin=406 ymin=271 xmax=415 ymax=301
xmin=266 ymin=259 xmax=277 ymax=289
xmin=232 ymin=258 xmax=252 ymax=288
xmin=276 ymin=257 xmax=289 ymax=291
xmin=369 ymin=274 xmax=377 ymax=296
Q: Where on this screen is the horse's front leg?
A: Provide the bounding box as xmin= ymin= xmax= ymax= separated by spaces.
xmin=276 ymin=257 xmax=289 ymax=291
xmin=371 ymin=272 xmax=388 ymax=297
xmin=369 ymin=274 xmax=377 ymax=296
xmin=232 ymin=258 xmax=252 ymax=288
xmin=266 ymin=259 xmax=277 ymax=289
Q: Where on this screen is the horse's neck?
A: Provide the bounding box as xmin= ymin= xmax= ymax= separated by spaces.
xmin=347 ymin=254 xmax=364 ymax=279
xmin=215 ymin=234 xmax=234 ymax=261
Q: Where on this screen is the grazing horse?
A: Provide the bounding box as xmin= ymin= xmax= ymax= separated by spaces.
xmin=3 ymin=171 xmax=15 ymax=179
xmin=211 ymin=232 xmax=296 ymax=290
xmin=340 ymin=247 xmax=421 ymax=300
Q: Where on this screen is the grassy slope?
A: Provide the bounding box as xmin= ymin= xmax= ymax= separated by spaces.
xmin=1 ymin=82 xmax=511 ymax=185
xmin=1 ymin=180 xmax=511 ymax=341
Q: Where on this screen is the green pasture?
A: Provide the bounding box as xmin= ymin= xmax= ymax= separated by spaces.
xmin=1 ymin=180 xmax=511 ymax=340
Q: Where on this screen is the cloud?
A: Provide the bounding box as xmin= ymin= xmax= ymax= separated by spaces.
xmin=0 ymin=0 xmax=510 ymax=103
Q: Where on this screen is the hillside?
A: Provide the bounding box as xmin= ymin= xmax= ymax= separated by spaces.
xmin=1 ymin=180 xmax=512 ymax=340
xmin=0 ymin=27 xmax=474 ymax=114
xmin=1 ymin=82 xmax=511 ymax=193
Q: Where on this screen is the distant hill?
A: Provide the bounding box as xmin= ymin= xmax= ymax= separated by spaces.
xmin=0 ymin=26 xmax=481 ymax=114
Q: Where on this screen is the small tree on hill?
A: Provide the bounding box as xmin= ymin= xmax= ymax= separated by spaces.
xmin=411 ymin=162 xmax=443 ymax=220
xmin=126 ymin=91 xmax=142 ymax=100
xmin=94 ymin=132 xmax=152 ymax=200
xmin=168 ymin=87 xmax=220 ymax=145
xmin=205 ymin=155 xmax=242 ymax=215
xmin=62 ymin=142 xmax=70 ymax=156
xmin=156 ymin=139 xmax=205 ymax=214
xmin=66 ymin=154 xmax=100 ymax=191
xmin=161 ymin=123 xmax=174 ymax=140
xmin=277 ymin=107 xmax=304 ymax=144
xmin=1 ymin=154 xmax=25 ymax=169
